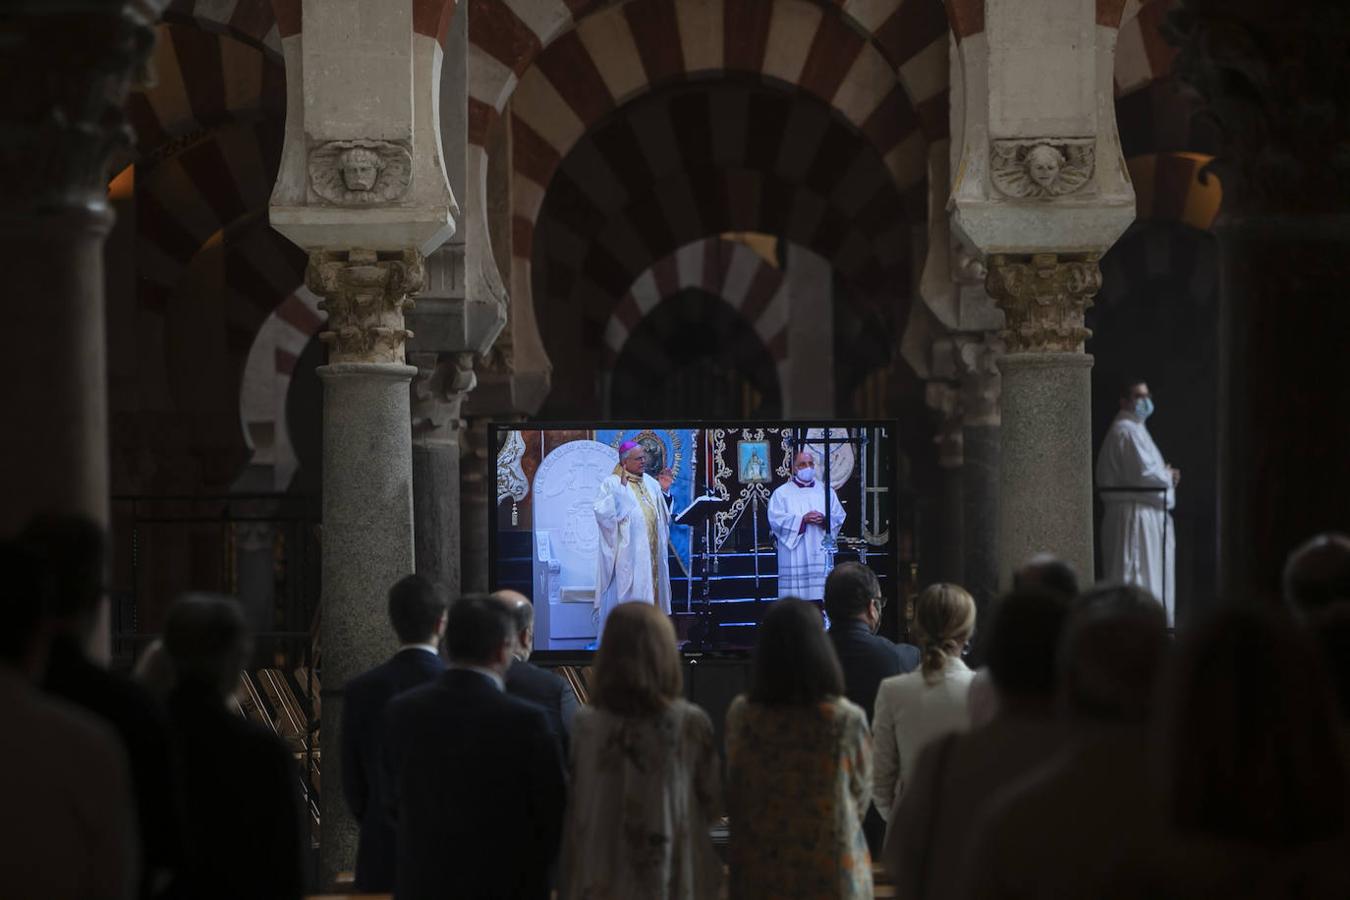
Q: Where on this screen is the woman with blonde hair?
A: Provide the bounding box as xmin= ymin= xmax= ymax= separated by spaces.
xmin=871 ymin=583 xmax=977 ymax=822
xmin=561 ymin=601 xmax=721 ymax=900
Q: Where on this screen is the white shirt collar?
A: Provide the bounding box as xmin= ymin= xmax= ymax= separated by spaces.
xmin=400 ymin=642 xmax=441 ymax=658
xmin=448 ymin=663 xmax=505 ymax=691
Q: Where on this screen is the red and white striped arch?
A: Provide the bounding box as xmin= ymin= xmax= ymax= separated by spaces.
xmin=601 ymin=237 xmax=789 ymax=368
xmin=163 ymin=0 xmax=285 ymax=61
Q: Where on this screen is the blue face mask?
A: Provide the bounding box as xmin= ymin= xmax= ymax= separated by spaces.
xmin=795 ymin=466 xmax=815 ymax=483
xmin=1134 ymin=396 xmax=1155 ymax=420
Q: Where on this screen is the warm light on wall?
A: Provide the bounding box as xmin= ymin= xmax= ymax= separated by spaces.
xmin=108 ymin=164 xmax=135 ymax=200
xmin=1127 ymin=152 xmax=1222 ymax=231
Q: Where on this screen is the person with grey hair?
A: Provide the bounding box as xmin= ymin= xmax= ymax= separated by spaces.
xmin=957 ymin=584 xmax=1169 ymax=899
xmin=162 ymin=593 xmax=303 ymax=900
xmin=496 ymin=589 xmax=579 ymax=751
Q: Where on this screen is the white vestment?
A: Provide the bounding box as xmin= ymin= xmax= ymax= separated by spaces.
xmin=1096 ymin=411 xmax=1176 ymax=624
xmin=593 ymin=471 xmax=672 ymax=635
xmin=767 ymin=478 xmax=846 ymax=600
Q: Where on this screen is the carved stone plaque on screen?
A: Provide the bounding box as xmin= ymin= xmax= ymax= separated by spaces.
xmin=531 ymin=440 xmax=619 ymax=591
xmin=308 ymin=139 xmax=413 ymax=205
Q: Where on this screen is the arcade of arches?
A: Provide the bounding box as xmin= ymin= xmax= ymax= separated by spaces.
xmin=3 ymin=0 xmax=1347 ymax=885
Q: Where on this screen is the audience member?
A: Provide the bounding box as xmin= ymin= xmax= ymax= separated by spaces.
xmin=496 ymin=588 xmax=580 ymax=752
xmin=958 ymin=584 xmax=1168 ymax=899
xmin=825 ymin=562 xmax=920 ymax=853
xmin=872 ymin=583 xmax=977 ymax=821
xmin=1283 ymin=531 xmax=1350 ymax=616
xmin=383 ymin=594 xmax=566 ymax=900
xmin=23 ymin=514 xmax=181 ymax=897
xmin=0 ymin=542 xmax=140 ymax=900
xmin=131 ymin=638 xmax=175 ymax=701
xmin=883 ymin=589 xmax=1070 ymax=900
xmin=1114 ymin=606 xmax=1349 ymax=898
xmin=968 ymin=556 xmax=1079 ymax=727
xmin=726 ymin=598 xmax=873 ymax=900
xmin=161 ymin=593 xmax=304 ymax=900
xmin=561 ymin=601 xmax=721 ymax=900
xmin=341 ymin=574 xmax=448 ymax=892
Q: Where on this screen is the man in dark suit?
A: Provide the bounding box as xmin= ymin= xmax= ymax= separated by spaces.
xmin=24 ymin=515 xmax=182 ymax=898
xmin=341 ymin=574 xmax=448 ymax=892
xmin=161 ymin=593 xmax=304 ymax=900
xmin=495 ymin=589 xmax=578 ymax=752
xmin=824 ymin=561 xmax=919 ymax=855
xmin=383 ymin=594 xmax=567 ymax=900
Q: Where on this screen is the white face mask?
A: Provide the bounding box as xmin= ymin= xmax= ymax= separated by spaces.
xmin=796 ymin=466 xmax=815 ymax=482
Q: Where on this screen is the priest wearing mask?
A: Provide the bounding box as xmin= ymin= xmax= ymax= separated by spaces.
xmin=593 ymin=440 xmax=674 ymax=637
xmin=1096 ymin=378 xmax=1179 ymax=624
xmin=768 ymin=450 xmax=846 ymax=600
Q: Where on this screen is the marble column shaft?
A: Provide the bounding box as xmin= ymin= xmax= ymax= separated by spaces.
xmin=410 ymin=351 xmax=476 ymax=597
xmin=307 ymin=249 xmax=422 ymax=882
xmin=987 ymin=253 xmax=1100 ymax=585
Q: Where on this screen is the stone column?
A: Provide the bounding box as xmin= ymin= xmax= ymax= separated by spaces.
xmin=925 ymin=383 xmax=966 ymax=586
xmin=986 ymin=253 xmax=1100 ymax=582
xmin=0 ymin=3 xmax=162 ymax=539
xmin=409 ymin=349 xmax=476 ymax=596
xmin=307 ymin=249 xmax=424 ymax=878
xmin=948 ymin=0 xmax=1136 ymax=586
xmin=957 ymin=335 xmax=1003 ymax=608
xmin=1167 ymin=1 xmax=1350 ymax=603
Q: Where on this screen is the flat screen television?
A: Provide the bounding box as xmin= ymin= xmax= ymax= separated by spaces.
xmin=488 ymin=421 xmax=904 ymax=655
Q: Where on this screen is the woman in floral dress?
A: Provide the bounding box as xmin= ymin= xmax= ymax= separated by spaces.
xmin=727 ymin=598 xmax=874 ymax=900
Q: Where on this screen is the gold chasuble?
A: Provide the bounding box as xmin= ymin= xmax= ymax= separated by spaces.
xmin=625 ymin=471 xmax=660 ymax=590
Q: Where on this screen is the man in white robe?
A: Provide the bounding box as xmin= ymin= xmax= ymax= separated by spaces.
xmin=768 ymin=450 xmax=846 ymax=600
xmin=593 ymin=440 xmax=673 ymax=637
xmin=1096 ymin=379 xmax=1179 ymax=624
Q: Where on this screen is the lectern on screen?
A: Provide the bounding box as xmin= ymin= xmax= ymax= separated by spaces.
xmin=487 ymin=422 xmax=900 ymax=654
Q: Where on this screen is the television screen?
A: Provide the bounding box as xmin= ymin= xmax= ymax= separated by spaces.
xmin=489 ymin=421 xmax=902 ymax=653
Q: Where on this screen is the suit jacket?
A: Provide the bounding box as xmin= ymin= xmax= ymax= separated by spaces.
xmin=828 ymin=619 xmax=921 ymax=723
xmin=43 ymin=635 xmax=182 ymax=898
xmin=341 ymin=647 xmax=446 ymax=891
xmin=383 ymin=668 xmax=567 ymax=900
xmin=505 ymin=659 xmax=578 ymax=753
xmin=165 ymin=681 xmax=304 ymax=900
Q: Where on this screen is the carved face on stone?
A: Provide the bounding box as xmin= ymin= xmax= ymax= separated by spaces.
xmin=338 ymin=147 xmax=382 ymax=192
xmin=1025 ymin=144 xmax=1064 ymax=189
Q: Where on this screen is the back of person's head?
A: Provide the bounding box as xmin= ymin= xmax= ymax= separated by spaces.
xmin=388 ymin=574 xmax=447 ymax=645
xmin=0 ymin=541 xmax=46 ymax=671
xmin=823 ymin=561 xmax=880 ymax=624
xmin=984 ymin=589 xmax=1070 ymax=703
xmin=18 ymin=514 xmax=107 ymax=625
xmin=492 ymin=589 xmax=534 ymax=635
xmin=1011 ymin=554 xmax=1079 ymax=600
xmin=913 ymin=583 xmax=976 ymax=682
xmin=1059 ymin=583 xmax=1167 ymax=722
xmin=749 ymin=598 xmax=844 ymax=705
xmin=1163 ymin=605 xmax=1346 ymax=846
xmin=163 ymin=593 xmax=250 ymax=696
xmin=1283 ymin=532 xmax=1350 ymax=616
xmin=442 ymin=593 xmax=514 ymax=667
xmin=591 ymin=601 xmax=682 ymax=716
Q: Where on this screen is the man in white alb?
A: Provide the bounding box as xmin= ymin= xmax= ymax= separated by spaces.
xmin=768 ymin=450 xmax=846 ymax=600
xmin=1096 ymin=379 xmax=1179 ymax=624
xmin=593 ymin=440 xmax=674 ymax=635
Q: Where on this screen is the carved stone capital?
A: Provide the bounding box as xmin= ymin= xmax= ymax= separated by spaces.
xmin=0 ymin=2 xmax=165 ymax=214
xmin=307 ymin=249 xmax=425 ymax=364
xmin=985 ymin=253 xmax=1101 ymax=354
xmin=955 ymin=333 xmax=1006 ymax=427
xmin=410 ymin=350 xmax=477 ymax=444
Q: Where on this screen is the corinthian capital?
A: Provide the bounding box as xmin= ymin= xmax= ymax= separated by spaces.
xmin=985 ymin=253 xmax=1101 ymax=354
xmin=307 ymin=249 xmax=425 ymax=364
xmin=409 ymin=351 xmax=477 ymax=444
xmin=0 ymin=1 xmax=165 ymax=214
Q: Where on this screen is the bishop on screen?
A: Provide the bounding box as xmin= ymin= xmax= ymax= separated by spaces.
xmin=593 ymin=440 xmax=675 ymax=636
